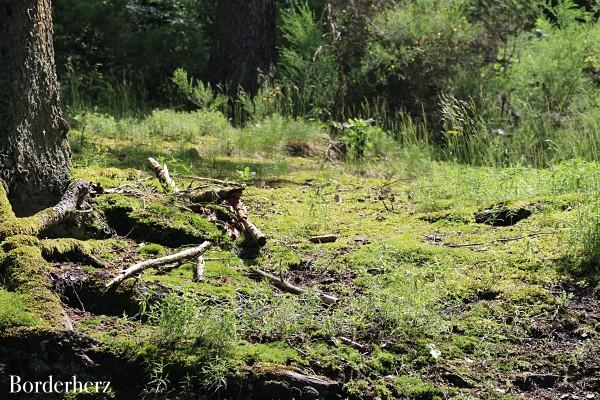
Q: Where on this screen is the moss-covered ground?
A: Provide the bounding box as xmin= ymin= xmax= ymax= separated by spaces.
xmin=1 ymin=112 xmax=599 ymax=399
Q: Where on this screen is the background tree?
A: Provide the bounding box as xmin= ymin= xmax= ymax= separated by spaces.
xmin=210 ymin=0 xmax=277 ymax=94
xmin=0 ymin=0 xmax=71 ymax=215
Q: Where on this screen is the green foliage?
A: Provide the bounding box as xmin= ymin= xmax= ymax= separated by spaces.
xmin=277 ymin=1 xmax=339 ymax=118
xmin=360 ymin=0 xmax=480 ymax=115
xmin=569 ymin=194 xmax=600 ymax=281
xmin=54 ymin=0 xmax=213 ymax=109
xmin=335 ymin=118 xmax=393 ymax=161
xmin=171 ymin=68 xmax=228 ymax=112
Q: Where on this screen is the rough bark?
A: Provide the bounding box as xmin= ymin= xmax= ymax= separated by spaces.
xmin=0 ymin=0 xmax=71 ymax=215
xmin=210 ymin=0 xmax=277 ymax=94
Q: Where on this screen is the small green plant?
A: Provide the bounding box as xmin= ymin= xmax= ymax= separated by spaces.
xmin=172 ymin=68 xmax=227 ymax=112
xmin=335 ymin=118 xmax=376 ymax=160
xmin=236 ymin=166 xmax=257 ymax=181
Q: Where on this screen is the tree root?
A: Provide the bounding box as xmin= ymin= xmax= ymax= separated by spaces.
xmin=40 ymin=238 xmax=106 ymax=268
xmin=3 ymin=243 xmax=73 ymax=330
xmin=0 ymin=180 xmax=90 ymax=241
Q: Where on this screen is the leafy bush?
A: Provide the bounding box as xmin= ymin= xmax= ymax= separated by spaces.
xmin=360 ymin=0 xmax=480 ymax=116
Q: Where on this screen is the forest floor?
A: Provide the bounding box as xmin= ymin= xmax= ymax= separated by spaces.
xmin=1 ymin=112 xmax=599 ymax=399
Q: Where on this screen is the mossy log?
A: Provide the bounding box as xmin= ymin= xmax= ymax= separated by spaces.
xmin=3 ymin=243 xmax=73 ymax=330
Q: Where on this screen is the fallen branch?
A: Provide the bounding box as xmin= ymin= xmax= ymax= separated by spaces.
xmin=230 ymin=200 xmax=267 ymax=246
xmin=147 ymin=157 xmax=179 ymax=193
xmin=194 ymin=256 xmax=206 ymax=282
xmin=338 ymin=336 xmax=367 ymax=351
xmin=250 ymin=268 xmax=337 ymax=305
xmin=106 ymin=241 xmax=212 ymax=289
xmin=309 ymin=234 xmax=338 ymax=244
xmin=187 ymin=187 xmax=243 ymax=204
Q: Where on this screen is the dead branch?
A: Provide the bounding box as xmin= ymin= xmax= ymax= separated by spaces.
xmin=230 ymin=200 xmax=267 ymax=246
xmin=147 ymin=157 xmax=179 ymax=193
xmin=106 ymin=241 xmax=212 ymax=289
xmin=187 ymin=187 xmax=243 ymax=204
xmin=194 ymin=256 xmax=205 ymax=282
xmin=182 ymin=175 xmax=242 ymax=187
xmin=250 ymin=268 xmax=338 ymax=305
xmin=309 ymin=234 xmax=338 ymax=244
xmin=339 ymin=336 xmax=367 ymax=351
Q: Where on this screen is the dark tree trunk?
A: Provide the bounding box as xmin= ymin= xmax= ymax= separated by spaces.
xmin=0 ymin=0 xmax=71 ymax=216
xmin=210 ymin=0 xmax=277 ymax=94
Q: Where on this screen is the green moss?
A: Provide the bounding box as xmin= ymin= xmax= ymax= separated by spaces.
xmin=232 ymin=341 xmax=302 ymax=365
xmin=4 ymin=246 xmax=66 ymax=329
xmin=137 ymin=243 xmax=166 ymax=256
xmin=345 ymin=379 xmax=371 ymax=398
xmin=0 ymin=290 xmax=42 ymax=332
xmin=1 ymin=235 xmax=40 ymax=252
xmin=392 ymin=375 xmax=443 ymax=400
xmin=95 ymin=194 xmax=226 ymax=247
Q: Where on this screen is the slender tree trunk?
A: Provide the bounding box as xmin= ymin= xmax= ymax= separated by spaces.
xmin=210 ymin=0 xmax=277 ymax=94
xmin=0 ymin=0 xmax=71 ymax=216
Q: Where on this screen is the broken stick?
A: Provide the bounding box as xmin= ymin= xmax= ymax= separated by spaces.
xmin=147 ymin=157 xmax=179 ymax=193
xmin=106 ymin=241 xmax=212 ymax=289
xmin=194 ymin=255 xmax=206 ymax=282
xmin=251 ymin=268 xmax=337 ymax=305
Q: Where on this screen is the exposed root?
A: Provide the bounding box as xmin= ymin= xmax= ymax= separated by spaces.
xmin=3 ymin=244 xmax=72 ymax=330
xmin=0 ymin=180 xmax=90 ymax=240
xmin=40 ymin=238 xmax=106 ymax=268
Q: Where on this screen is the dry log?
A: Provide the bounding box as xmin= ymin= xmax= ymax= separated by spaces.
xmin=251 ymin=268 xmax=337 ymax=305
xmin=147 ymin=157 xmax=179 ymax=193
xmin=309 ymin=234 xmax=338 ymax=244
xmin=194 ymin=255 xmax=206 ymax=282
xmin=106 ymin=241 xmax=212 ymax=288
xmin=231 ymin=200 xmax=267 ymax=246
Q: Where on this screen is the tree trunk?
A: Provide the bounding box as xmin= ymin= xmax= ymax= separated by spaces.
xmin=210 ymin=0 xmax=277 ymax=94
xmin=0 ymin=0 xmax=71 ymax=216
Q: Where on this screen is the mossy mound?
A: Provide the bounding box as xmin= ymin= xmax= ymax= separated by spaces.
xmin=94 ymin=194 xmax=227 ymax=247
